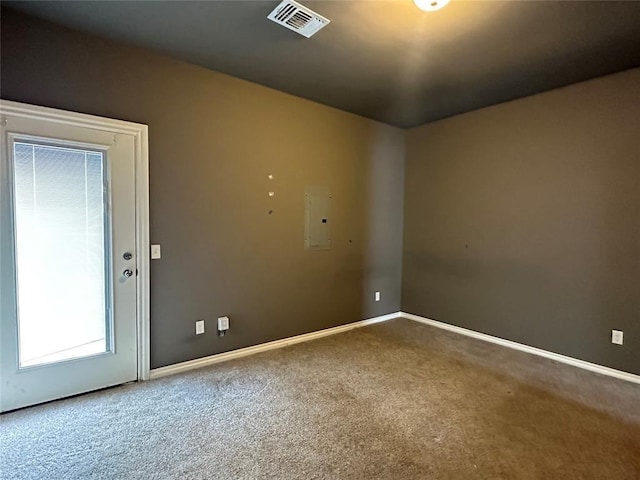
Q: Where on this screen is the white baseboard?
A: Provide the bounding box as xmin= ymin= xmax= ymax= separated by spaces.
xmin=401 ymin=312 xmax=640 ymax=385
xmin=150 ymin=310 xmax=640 ymax=386
xmin=149 ymin=312 xmax=401 ymax=380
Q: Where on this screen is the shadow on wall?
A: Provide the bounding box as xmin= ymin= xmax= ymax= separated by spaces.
xmin=401 ymin=68 xmax=640 ymax=376
xmin=402 ymin=250 xmax=612 ymax=359
xmin=361 ymin=123 xmax=405 ymax=319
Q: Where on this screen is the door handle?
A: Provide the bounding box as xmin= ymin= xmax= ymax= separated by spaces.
xmin=123 ymin=269 xmax=134 ymax=278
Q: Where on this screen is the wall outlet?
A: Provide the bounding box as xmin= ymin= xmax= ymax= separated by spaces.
xmin=218 ymin=316 xmax=230 ymax=332
xmin=195 ymin=320 xmax=205 ymax=335
xmin=611 ymin=330 xmax=623 ymax=345
xmin=375 ymin=291 xmax=381 ymax=302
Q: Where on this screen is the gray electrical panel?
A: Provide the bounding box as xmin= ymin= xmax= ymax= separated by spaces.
xmin=304 ymin=186 xmax=331 ymax=250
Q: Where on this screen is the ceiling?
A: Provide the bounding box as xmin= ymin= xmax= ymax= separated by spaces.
xmin=5 ymin=0 xmax=640 ymax=128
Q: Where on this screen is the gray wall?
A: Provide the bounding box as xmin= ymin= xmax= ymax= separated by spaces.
xmin=3 ymin=8 xmax=637 ymax=377
xmin=1 ymin=9 xmax=405 ymax=369
xmin=403 ymin=69 xmax=640 ymax=375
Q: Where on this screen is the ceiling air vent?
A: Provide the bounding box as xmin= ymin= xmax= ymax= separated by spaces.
xmin=267 ymin=0 xmax=330 ymax=38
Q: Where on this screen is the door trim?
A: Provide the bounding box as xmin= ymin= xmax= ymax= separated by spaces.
xmin=0 ymin=99 xmax=151 ymax=382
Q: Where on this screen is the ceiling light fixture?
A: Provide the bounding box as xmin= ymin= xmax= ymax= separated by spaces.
xmin=414 ymin=0 xmax=451 ymax=12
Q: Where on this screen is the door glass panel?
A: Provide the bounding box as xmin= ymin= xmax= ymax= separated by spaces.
xmin=12 ymin=141 xmax=110 ymax=368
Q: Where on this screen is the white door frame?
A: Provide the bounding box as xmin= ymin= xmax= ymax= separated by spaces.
xmin=0 ymin=99 xmax=151 ymax=382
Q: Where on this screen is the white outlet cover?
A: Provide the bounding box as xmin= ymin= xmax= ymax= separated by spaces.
xmin=218 ymin=316 xmax=230 ymax=331
xmin=611 ymin=330 xmax=623 ymax=345
xmin=195 ymin=320 xmax=205 ymax=335
xmin=375 ymin=291 xmax=381 ymax=302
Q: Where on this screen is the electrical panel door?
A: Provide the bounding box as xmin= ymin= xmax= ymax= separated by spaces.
xmin=304 ymin=186 xmax=331 ymax=250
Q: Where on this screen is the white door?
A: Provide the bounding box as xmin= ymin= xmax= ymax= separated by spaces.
xmin=0 ymin=101 xmax=148 ymax=412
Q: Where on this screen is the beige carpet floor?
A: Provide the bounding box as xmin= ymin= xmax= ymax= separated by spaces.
xmin=2 ymin=318 xmax=639 ymax=479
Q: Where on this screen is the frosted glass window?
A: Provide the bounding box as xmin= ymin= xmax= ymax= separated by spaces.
xmin=12 ymin=142 xmax=110 ymax=368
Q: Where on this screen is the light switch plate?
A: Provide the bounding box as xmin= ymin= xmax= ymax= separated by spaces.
xmin=375 ymin=291 xmax=381 ymax=302
xmin=151 ymin=244 xmax=161 ymax=259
